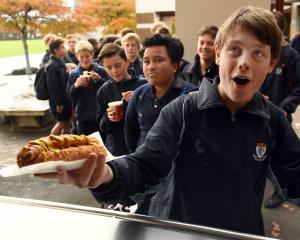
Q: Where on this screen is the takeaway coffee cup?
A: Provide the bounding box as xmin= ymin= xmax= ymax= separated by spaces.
xmin=108 ymin=101 xmax=123 ymax=121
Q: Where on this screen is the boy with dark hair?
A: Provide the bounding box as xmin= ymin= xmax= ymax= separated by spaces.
xmin=39 ymin=6 xmax=300 ymax=236
xmin=87 ymin=38 xmax=101 ymax=60
xmin=46 ymin=38 xmax=72 ymax=135
xmin=124 ymin=34 xmax=195 ymax=214
xmin=125 ymin=34 xmax=195 ymax=153
xmin=96 ymin=43 xmax=146 ymax=156
xmin=182 ymin=25 xmax=219 ymax=87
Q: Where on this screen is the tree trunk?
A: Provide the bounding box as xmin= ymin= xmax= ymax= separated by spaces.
xmin=21 ymin=30 xmax=32 ymax=75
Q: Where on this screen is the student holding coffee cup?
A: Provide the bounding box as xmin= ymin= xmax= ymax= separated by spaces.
xmin=96 ymin=43 xmax=146 ymax=156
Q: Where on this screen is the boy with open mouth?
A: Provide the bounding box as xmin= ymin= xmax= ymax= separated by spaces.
xmin=38 ymin=6 xmax=300 ymax=236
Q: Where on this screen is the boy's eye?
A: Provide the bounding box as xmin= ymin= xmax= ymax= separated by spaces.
xmin=254 ymin=50 xmax=264 ymax=58
xmin=143 ymin=59 xmax=150 ymax=65
xmin=200 ymin=41 xmax=214 ymax=46
xmin=228 ymin=46 xmax=240 ymax=55
xmin=155 ymin=58 xmax=164 ymax=63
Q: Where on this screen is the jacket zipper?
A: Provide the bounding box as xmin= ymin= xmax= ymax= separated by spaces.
xmin=216 ymin=110 xmax=235 ymax=225
xmin=231 ymin=112 xmax=236 ymax=122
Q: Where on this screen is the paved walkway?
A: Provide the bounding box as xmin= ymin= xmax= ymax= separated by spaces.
xmin=0 ymin=53 xmax=43 ymax=77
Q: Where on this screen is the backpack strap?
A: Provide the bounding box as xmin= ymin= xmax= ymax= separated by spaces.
xmin=183 ymin=90 xmax=199 ymax=123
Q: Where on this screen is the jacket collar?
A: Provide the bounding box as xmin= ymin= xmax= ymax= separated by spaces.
xmin=50 ymin=55 xmax=65 ymax=67
xmin=197 ymin=77 xmax=270 ymax=119
xmin=192 ymin=55 xmax=217 ymax=75
xmin=172 ymin=76 xmax=188 ymax=90
xmin=79 ymin=63 xmax=98 ymax=73
xmin=110 ymin=76 xmax=137 ymax=85
xmin=148 ymin=76 xmax=187 ymax=98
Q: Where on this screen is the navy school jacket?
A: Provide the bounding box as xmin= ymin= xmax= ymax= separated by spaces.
xmin=261 ymin=43 xmax=300 ymax=117
xmin=45 ymin=55 xmax=70 ymax=106
xmin=96 ymin=77 xmax=147 ymax=156
xmin=124 ymin=76 xmax=196 ymax=153
xmin=91 ymin=78 xmax=300 ymax=235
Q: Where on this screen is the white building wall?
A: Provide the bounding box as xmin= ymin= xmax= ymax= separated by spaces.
xmin=136 ymin=0 xmax=175 ymax=13
xmin=175 ymin=0 xmax=271 ymax=61
xmin=135 ymin=0 xmax=175 ymax=39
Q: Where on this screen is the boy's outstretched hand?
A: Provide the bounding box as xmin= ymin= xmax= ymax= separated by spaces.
xmin=35 ymin=153 xmax=113 ymax=189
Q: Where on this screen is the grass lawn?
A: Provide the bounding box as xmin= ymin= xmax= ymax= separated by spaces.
xmin=0 ymin=39 xmax=45 ymax=58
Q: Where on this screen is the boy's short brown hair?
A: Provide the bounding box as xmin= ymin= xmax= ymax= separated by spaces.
xmin=43 ymin=33 xmax=57 ymax=47
xmin=98 ymin=43 xmax=127 ymax=63
xmin=75 ymin=40 xmax=94 ymax=55
xmin=121 ymin=33 xmax=141 ymax=49
xmin=151 ymin=21 xmax=170 ymax=35
xmin=119 ymin=28 xmax=135 ymax=38
xmin=215 ymin=6 xmax=281 ymax=61
xmin=198 ymin=25 xmax=219 ymax=39
xmin=49 ymin=38 xmax=65 ymax=54
xmin=66 ymin=34 xmax=77 ymax=40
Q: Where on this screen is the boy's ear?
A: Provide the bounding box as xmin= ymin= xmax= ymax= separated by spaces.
xmin=267 ymin=58 xmax=278 ymax=74
xmin=172 ymin=63 xmax=179 ymax=74
xmin=215 ymin=45 xmax=221 ymax=65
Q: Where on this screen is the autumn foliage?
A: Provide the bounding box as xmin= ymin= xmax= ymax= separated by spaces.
xmin=0 ymin=0 xmax=69 ymax=34
xmin=0 ymin=0 xmax=136 ymax=73
xmin=0 ymin=0 xmax=136 ymax=36
xmin=76 ymin=0 xmax=136 ymax=34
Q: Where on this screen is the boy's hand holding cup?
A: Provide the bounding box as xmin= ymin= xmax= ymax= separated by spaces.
xmin=107 ymin=101 xmax=123 ymax=122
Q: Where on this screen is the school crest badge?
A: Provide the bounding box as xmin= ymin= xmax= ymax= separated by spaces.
xmin=253 ymin=142 xmax=267 ymax=161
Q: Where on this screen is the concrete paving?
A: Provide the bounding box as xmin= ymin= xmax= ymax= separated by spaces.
xmin=0 ymin=54 xmax=299 ymax=239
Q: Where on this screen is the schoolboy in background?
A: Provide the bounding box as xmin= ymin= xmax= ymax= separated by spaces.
xmin=87 ymin=38 xmax=102 ymax=60
xmin=150 ymin=21 xmax=171 ymax=37
xmin=119 ymin=27 xmax=135 ymax=38
xmin=46 ymin=38 xmax=72 ymax=135
xmin=38 ymin=6 xmax=300 ymax=236
xmin=261 ymin=11 xmax=300 ymax=209
xmin=182 ymin=26 xmax=219 ymax=87
xmin=124 ymin=34 xmax=196 ymax=214
xmin=67 ymin=41 xmax=108 ymax=135
xmin=41 ymin=33 xmax=57 ymax=66
xmin=125 ymin=34 xmax=195 ymax=153
xmin=96 ymin=43 xmax=146 ymax=156
xmin=121 ymin=33 xmax=144 ymax=78
xmin=63 ymin=34 xmax=79 ymax=66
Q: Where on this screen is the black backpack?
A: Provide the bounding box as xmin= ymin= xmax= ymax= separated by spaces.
xmin=34 ymin=64 xmax=50 ymax=100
